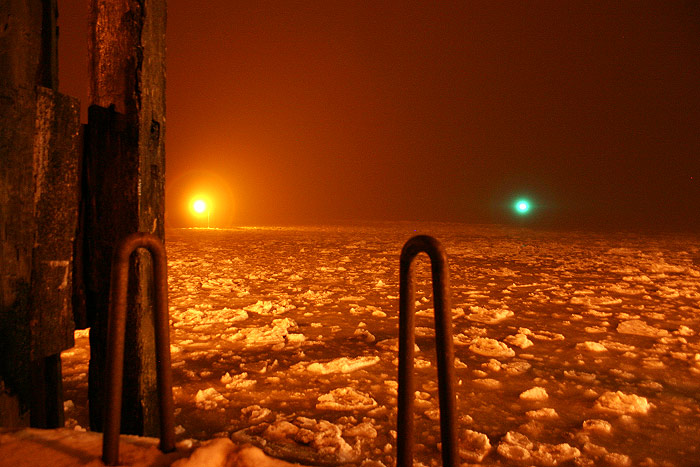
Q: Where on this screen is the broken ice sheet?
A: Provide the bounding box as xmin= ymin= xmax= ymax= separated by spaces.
xmin=306 ymin=356 xmax=380 ymax=375
xmin=316 ymin=387 xmax=378 ymax=411
xmin=61 ymin=226 xmax=700 ymax=466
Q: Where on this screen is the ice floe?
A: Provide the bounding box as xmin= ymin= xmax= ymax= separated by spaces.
xmin=594 ymin=391 xmax=651 ymax=415
xmin=497 ymin=431 xmax=580 ymax=465
xmin=469 ymin=337 xmax=516 ymax=358
xmin=466 ymin=305 xmax=514 ymax=324
xmin=616 ymin=319 xmax=669 ymax=338
xmin=316 ymin=387 xmax=378 ymax=411
xmin=519 ymin=387 xmax=549 ymax=402
xmin=307 ymin=356 xmax=380 ymax=375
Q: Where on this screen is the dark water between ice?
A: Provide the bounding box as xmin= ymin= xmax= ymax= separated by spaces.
xmin=62 ymin=223 xmax=700 ymax=466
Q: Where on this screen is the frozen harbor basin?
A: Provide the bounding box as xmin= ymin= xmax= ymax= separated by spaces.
xmin=62 ymin=223 xmax=700 ymax=466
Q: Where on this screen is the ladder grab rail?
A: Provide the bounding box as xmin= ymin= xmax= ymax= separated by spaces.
xmin=103 ymin=232 xmax=175 ymax=465
xmin=397 ymin=235 xmax=458 ymax=467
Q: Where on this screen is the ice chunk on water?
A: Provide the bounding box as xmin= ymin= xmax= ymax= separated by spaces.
xmin=343 ymin=422 xmax=378 ymax=439
xmin=351 ymin=328 xmax=376 ymax=343
xmin=519 ymin=327 xmax=565 ymax=341
xmin=519 ymin=387 xmax=548 ymax=401
xmin=582 ymin=419 xmax=612 ymax=435
xmin=244 ymin=300 xmax=296 ymax=316
xmin=316 ymin=387 xmax=378 ymax=411
xmin=505 ymin=333 xmax=534 ymax=349
xmin=526 ymin=408 xmax=558 ymax=420
xmin=497 ymin=431 xmax=580 ymax=465
xmin=604 ymin=452 xmax=632 ymax=466
xmin=195 ymin=387 xmax=227 ymax=410
xmin=577 ymin=341 xmax=607 ymax=352
xmin=474 ymin=378 xmax=502 ymax=389
xmin=459 ymin=429 xmax=492 ymax=462
xmin=377 ymin=338 xmax=419 ymax=352
xmin=469 ymin=337 xmax=515 ymax=358
xmin=307 ymin=356 xmax=380 ymax=375
xmin=241 ymin=405 xmax=272 ymax=424
xmin=221 ymin=371 xmax=256 ymax=390
xmin=243 ymin=417 xmax=362 ymax=464
xmin=570 ymin=295 xmax=622 ymax=307
xmin=617 ymin=320 xmax=669 ymax=338
xmin=224 ymin=318 xmax=301 ymax=349
xmin=594 ymin=391 xmax=651 ymax=415
xmin=466 ymin=305 xmax=514 ymax=324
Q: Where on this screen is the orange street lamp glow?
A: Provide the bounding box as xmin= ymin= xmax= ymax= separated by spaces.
xmin=193 ymin=199 xmax=206 ymax=213
xmin=191 ymin=198 xmax=210 ymax=228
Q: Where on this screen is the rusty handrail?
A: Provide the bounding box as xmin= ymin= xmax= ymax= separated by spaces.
xmin=103 ymin=232 xmax=175 ymax=465
xmin=397 ymin=235 xmax=458 ymax=467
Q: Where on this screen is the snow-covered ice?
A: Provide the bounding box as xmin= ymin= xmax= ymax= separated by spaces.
xmin=61 ymin=223 xmax=700 ymax=465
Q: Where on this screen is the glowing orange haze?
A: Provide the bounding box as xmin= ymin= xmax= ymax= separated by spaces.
xmin=57 ymin=2 xmax=699 ymax=230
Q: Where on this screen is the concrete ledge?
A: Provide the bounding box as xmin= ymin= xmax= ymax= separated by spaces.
xmin=0 ymin=428 xmax=306 ymax=467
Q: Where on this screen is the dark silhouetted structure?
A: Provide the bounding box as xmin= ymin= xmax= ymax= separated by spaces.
xmin=0 ymin=0 xmax=166 ymax=438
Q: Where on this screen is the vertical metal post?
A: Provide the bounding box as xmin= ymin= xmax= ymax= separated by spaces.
xmin=397 ymin=235 xmax=458 ymax=467
xmin=103 ymin=233 xmax=175 ymax=465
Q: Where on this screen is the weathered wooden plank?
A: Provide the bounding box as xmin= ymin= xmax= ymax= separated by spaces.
xmin=1 ymin=0 xmax=43 ymax=429
xmin=1 ymin=0 xmax=77 ymax=428
xmin=0 ymin=86 xmax=38 ymax=428
xmin=0 ymin=1 xmax=42 ymax=91
xmin=1 ymin=85 xmax=81 ymax=427
xmin=83 ymin=105 xmax=141 ymax=433
xmin=29 ymin=87 xmax=80 ymax=360
xmin=84 ymin=0 xmax=166 ymax=437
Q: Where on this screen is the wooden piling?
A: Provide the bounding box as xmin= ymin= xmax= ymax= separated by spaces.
xmin=83 ymin=0 xmax=166 ymax=437
xmin=0 ymin=0 xmax=80 ymax=428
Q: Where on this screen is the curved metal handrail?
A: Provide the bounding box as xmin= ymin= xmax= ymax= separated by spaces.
xmin=397 ymin=235 xmax=458 ymax=467
xmin=102 ymin=232 xmax=175 ymax=465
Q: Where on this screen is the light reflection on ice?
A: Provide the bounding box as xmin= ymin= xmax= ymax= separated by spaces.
xmin=61 ymin=223 xmax=700 ymax=465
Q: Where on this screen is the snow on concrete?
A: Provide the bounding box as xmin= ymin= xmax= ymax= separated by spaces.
xmin=0 ymin=428 xmax=305 ymax=467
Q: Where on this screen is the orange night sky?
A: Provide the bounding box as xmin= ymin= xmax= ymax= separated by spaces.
xmin=58 ymin=1 xmax=699 ymax=230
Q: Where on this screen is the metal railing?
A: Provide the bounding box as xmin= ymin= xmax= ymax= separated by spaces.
xmin=102 ymin=232 xmax=175 ymax=465
xmin=397 ymin=235 xmax=458 ymax=467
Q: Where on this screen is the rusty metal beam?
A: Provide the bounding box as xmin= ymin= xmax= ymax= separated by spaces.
xmin=102 ymin=232 xmax=174 ymax=465
xmin=397 ymin=235 xmax=458 ymax=467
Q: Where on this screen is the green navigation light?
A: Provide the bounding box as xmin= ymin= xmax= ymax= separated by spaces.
xmin=514 ymin=199 xmax=531 ymax=215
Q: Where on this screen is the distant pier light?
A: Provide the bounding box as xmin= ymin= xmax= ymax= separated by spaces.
xmin=191 ymin=198 xmax=211 ymax=228
xmin=193 ymin=199 xmax=206 ymax=213
xmin=514 ymin=198 xmax=532 ymax=215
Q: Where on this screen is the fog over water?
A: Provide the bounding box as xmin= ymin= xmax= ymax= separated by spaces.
xmin=62 ymin=223 xmax=700 ymax=465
